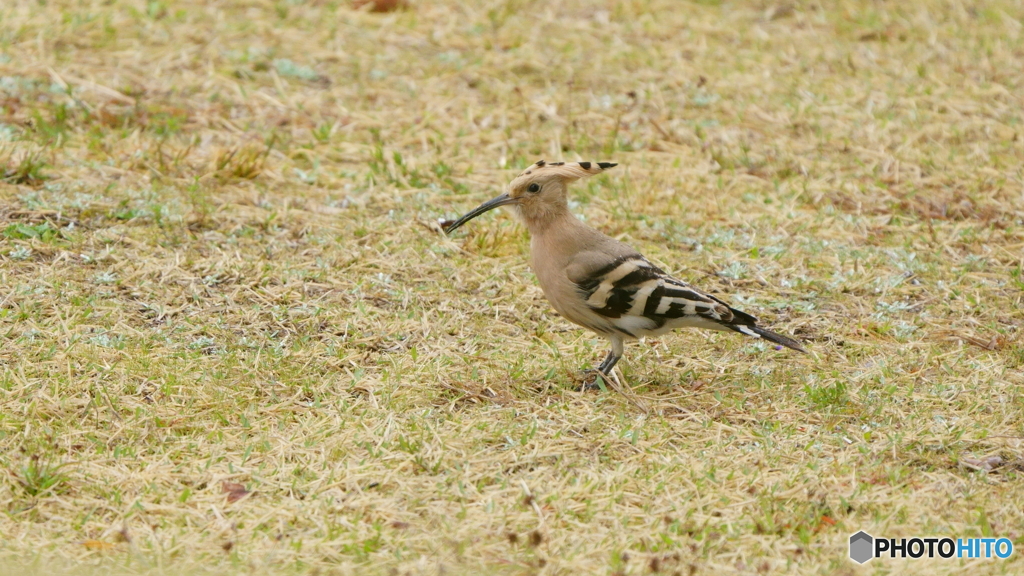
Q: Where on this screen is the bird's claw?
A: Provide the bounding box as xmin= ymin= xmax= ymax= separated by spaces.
xmin=579 ymin=369 xmax=611 ymax=392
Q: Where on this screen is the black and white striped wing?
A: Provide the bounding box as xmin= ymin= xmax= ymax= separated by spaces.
xmin=573 ymin=254 xmax=750 ymax=333
xmin=571 ymin=254 xmax=805 ymax=351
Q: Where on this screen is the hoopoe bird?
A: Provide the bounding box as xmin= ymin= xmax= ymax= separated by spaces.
xmin=444 ymin=160 xmax=805 ymax=386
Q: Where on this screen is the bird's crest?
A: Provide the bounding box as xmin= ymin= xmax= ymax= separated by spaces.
xmin=512 ymin=159 xmax=617 ymax=184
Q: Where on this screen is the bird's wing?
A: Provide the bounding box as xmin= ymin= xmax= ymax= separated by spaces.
xmin=566 ymin=253 xmax=805 ymax=351
xmin=569 ymin=253 xmax=805 ymax=351
xmin=568 ymin=253 xmax=749 ymax=330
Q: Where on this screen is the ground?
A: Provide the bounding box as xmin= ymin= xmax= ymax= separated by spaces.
xmin=1 ymin=0 xmax=1023 ymax=574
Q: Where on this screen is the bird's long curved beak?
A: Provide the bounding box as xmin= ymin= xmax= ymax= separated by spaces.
xmin=443 ymin=193 xmax=518 ymax=235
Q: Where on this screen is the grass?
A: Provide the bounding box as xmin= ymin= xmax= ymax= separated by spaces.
xmin=1 ymin=0 xmax=1023 ymax=574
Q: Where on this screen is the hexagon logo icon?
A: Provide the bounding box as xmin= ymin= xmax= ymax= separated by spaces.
xmin=849 ymin=531 xmax=874 ymax=564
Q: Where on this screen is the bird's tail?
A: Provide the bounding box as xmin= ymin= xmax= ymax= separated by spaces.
xmin=729 ymin=324 xmax=807 ymax=353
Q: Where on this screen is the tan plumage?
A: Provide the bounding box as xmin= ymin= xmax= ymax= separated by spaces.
xmin=444 ymin=160 xmax=805 ymax=386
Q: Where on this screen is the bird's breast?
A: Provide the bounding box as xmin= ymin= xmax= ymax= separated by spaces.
xmin=530 ymin=251 xmax=615 ymax=336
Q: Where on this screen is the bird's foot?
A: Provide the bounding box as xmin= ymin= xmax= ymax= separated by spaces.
xmin=579 ymin=369 xmax=612 ymax=392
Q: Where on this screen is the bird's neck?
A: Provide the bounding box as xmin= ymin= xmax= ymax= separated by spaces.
xmin=527 ymin=207 xmax=595 ymax=262
xmin=519 ymin=202 xmax=576 ymax=236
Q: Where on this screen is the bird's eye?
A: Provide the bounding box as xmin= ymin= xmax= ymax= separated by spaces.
xmin=527 ymin=183 xmax=541 ymax=193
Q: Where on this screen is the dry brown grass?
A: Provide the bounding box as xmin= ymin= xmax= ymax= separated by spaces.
xmin=1 ymin=0 xmax=1023 ymax=574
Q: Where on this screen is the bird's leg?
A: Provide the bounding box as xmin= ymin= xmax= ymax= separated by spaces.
xmin=596 ymin=349 xmax=621 ymax=374
xmin=582 ymin=336 xmax=624 ymax=391
xmin=581 ymin=350 xmax=621 ymax=390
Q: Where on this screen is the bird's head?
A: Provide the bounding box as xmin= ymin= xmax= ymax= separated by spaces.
xmin=443 ymin=160 xmax=617 ymax=234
